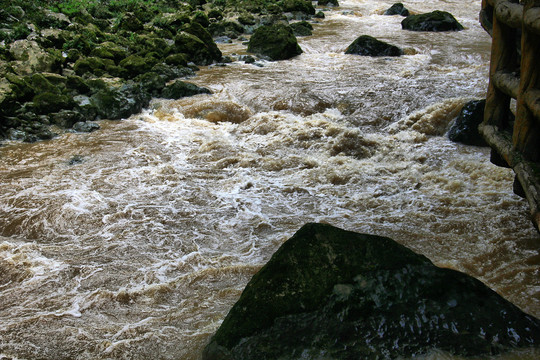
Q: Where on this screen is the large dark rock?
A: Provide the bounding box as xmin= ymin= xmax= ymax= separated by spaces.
xmin=161 ymin=80 xmax=211 ymax=100
xmin=345 ymin=35 xmax=403 ymax=57
xmin=90 ymin=83 xmax=151 ymax=120
xmin=384 ymin=3 xmax=410 ymax=17
xmin=448 ymin=99 xmax=488 ymax=147
xmin=290 ymin=21 xmax=313 ymax=37
xmin=402 ymin=10 xmax=464 ymax=32
xmin=204 ymin=223 xmax=540 ymax=360
xmin=247 ymin=24 xmax=303 ymax=61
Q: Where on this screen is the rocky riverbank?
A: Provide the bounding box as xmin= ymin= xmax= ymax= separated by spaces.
xmin=0 ymin=0 xmax=321 ymax=143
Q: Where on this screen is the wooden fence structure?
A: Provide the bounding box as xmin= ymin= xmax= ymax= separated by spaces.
xmin=480 ymin=0 xmax=540 ymax=230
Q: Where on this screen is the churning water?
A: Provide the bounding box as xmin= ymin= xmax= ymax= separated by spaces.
xmin=1 ymin=1 xmax=539 ymax=359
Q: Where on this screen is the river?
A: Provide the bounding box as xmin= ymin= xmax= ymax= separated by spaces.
xmin=1 ymin=1 xmax=539 ymax=359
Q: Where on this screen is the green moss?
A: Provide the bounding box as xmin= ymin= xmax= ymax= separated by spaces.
xmin=247 ymin=24 xmax=302 ymax=60
xmin=119 ymin=54 xmax=155 ymax=77
xmin=32 ymin=92 xmax=73 ymax=114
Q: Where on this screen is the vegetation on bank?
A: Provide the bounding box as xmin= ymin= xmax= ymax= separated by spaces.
xmin=0 ymin=0 xmax=320 ymax=142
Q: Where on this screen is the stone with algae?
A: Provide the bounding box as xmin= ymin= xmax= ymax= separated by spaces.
xmin=203 ymin=223 xmax=540 ymax=360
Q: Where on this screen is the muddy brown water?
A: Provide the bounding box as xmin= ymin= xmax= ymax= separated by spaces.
xmin=1 ymin=1 xmax=539 ymax=359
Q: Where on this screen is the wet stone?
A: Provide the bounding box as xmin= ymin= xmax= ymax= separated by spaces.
xmin=72 ymin=121 xmax=100 ymax=133
xmin=204 ymin=223 xmax=540 ymax=360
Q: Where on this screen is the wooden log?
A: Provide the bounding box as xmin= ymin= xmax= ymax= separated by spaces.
xmin=480 ymin=0 xmax=494 ymax=35
xmin=493 ymin=70 xmax=520 ymax=98
xmin=514 ymin=0 xmax=540 ymax=162
xmin=524 ymin=6 xmax=540 ymax=35
xmin=484 ymin=3 xmax=520 ymax=130
xmin=524 ymin=89 xmax=540 ymax=119
xmin=479 ymin=123 xmax=540 ymax=230
xmin=493 ymin=0 xmax=524 ymax=29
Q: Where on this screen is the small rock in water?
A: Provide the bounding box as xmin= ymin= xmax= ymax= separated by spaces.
xmin=72 ymin=121 xmax=100 ymax=133
xmin=68 ymin=155 xmax=84 ymax=165
xmin=345 ymin=35 xmax=403 ymax=57
xmin=384 ymin=3 xmax=410 ymax=16
xmin=448 ymin=99 xmax=488 ymax=146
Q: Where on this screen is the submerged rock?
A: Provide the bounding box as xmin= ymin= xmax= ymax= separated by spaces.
xmin=402 ymin=10 xmax=464 ymax=32
xmin=384 ymin=3 xmax=410 ymax=17
xmin=448 ymin=99 xmax=488 ymax=146
xmin=247 ymin=24 xmax=303 ymax=61
xmin=204 ymin=223 xmax=540 ymax=360
xmin=345 ymin=35 xmax=403 ymax=57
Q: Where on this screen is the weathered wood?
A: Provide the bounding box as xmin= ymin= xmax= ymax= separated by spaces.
xmin=524 ymin=89 xmax=540 ymax=119
xmin=479 ymin=123 xmax=540 ymax=230
xmin=514 ymin=0 xmax=540 ymax=162
xmin=493 ymin=70 xmax=520 ymax=98
xmin=524 ymin=7 xmax=540 ymax=35
xmin=481 ymin=0 xmax=494 ymax=35
xmin=481 ymin=0 xmax=540 ymax=230
xmin=484 ymin=5 xmax=519 ymax=130
xmin=493 ymin=0 xmax=524 ymax=29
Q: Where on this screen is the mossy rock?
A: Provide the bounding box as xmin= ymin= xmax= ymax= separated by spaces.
xmin=66 ymin=75 xmax=91 ymax=94
xmin=136 ymin=72 xmax=166 ymax=97
xmin=208 ymin=9 xmax=224 ymax=21
xmin=118 ymin=55 xmax=154 ymax=77
xmin=204 ymin=223 xmax=540 ymax=360
xmin=247 ymin=24 xmax=303 ymax=61
xmin=192 ymin=11 xmax=210 ymax=27
xmin=345 ymin=35 xmax=403 ymax=57
xmin=32 ymin=92 xmax=73 ymax=114
xmin=161 ymin=80 xmax=211 ymax=99
xmin=290 ymin=21 xmax=313 ymax=36
xmin=401 ymin=10 xmax=464 ymax=32
xmin=174 ymin=31 xmax=219 ymax=65
xmin=318 ymin=0 xmax=339 ymax=6
xmin=90 ymin=83 xmax=150 ymax=120
xmin=279 ymin=0 xmax=316 ymax=15
xmin=184 ymin=21 xmax=222 ymax=61
xmin=384 ymin=3 xmax=410 ymax=16
xmin=115 ymin=12 xmax=144 ymax=32
xmin=73 ymin=57 xmax=108 ymax=76
xmin=165 ymin=53 xmax=188 ymax=67
xmin=51 ymin=110 xmax=85 ymax=128
xmin=208 ymin=20 xmax=245 ymax=38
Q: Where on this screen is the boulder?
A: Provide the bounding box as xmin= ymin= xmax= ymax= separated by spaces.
xmin=247 ymin=24 xmax=303 ymax=61
xmin=402 ymin=11 xmax=464 ymax=32
xmin=9 ymin=40 xmax=62 ymax=75
xmin=318 ymin=0 xmax=339 ymax=6
xmin=204 ymin=223 xmax=540 ymax=360
xmin=51 ymin=110 xmax=85 ymax=128
xmin=448 ymin=99 xmax=488 ymax=146
xmin=90 ymin=83 xmax=150 ymax=120
xmin=161 ymin=80 xmax=211 ymax=100
xmin=174 ymin=31 xmax=221 ymax=66
xmin=384 ymin=3 xmax=410 ymax=16
xmin=279 ymin=0 xmax=316 ymax=15
xmin=290 ymin=21 xmax=313 ymax=37
xmin=72 ymin=121 xmax=100 ymax=133
xmin=183 ymin=21 xmax=223 ymax=63
xmin=345 ymin=35 xmax=403 ymax=57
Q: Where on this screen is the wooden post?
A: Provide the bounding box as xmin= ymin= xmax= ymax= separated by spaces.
xmin=514 ymin=0 xmax=540 ymax=163
xmin=483 ymin=0 xmax=520 ymax=132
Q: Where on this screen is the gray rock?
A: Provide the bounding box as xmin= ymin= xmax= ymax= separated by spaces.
xmin=72 ymin=121 xmax=100 ymax=133
xmin=204 ymin=223 xmax=540 ymax=360
xmin=448 ymin=99 xmax=488 ymax=146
